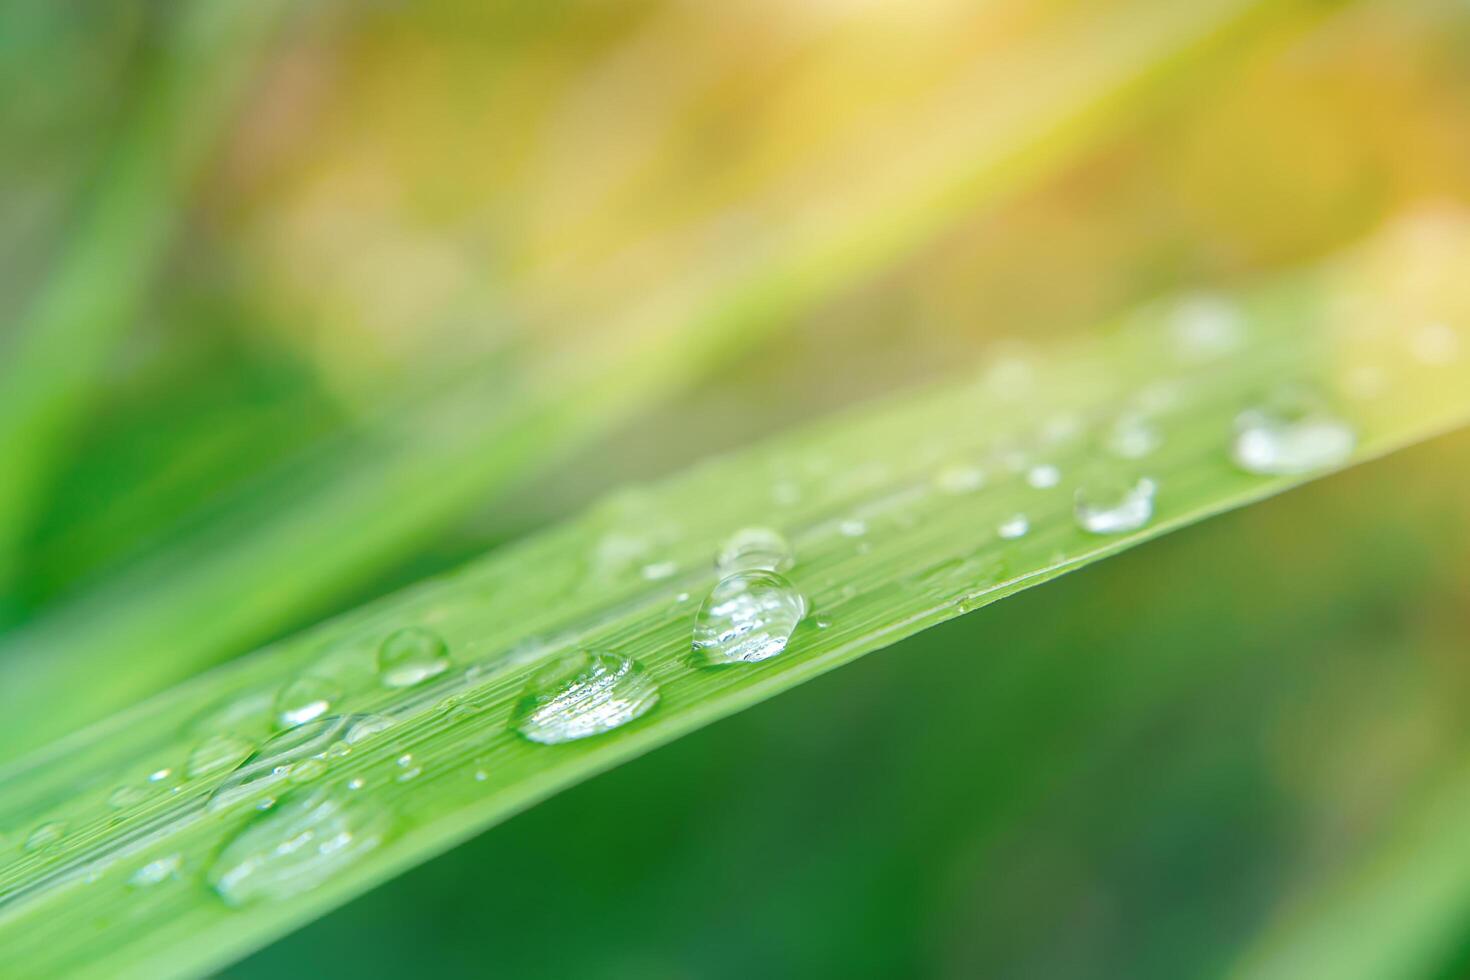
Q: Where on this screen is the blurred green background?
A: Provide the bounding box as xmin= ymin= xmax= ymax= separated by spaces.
xmin=5 ymin=0 xmax=1470 ymax=974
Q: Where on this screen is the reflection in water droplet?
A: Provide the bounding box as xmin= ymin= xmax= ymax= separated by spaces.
xmin=129 ymin=854 xmax=182 ymax=889
xmin=208 ymin=787 xmax=391 ymax=906
xmin=934 ymin=464 xmax=985 ymax=495
xmin=1026 ymin=465 xmax=1060 ymax=489
xmin=377 ymin=627 xmax=450 ymax=689
xmin=716 ymin=527 xmax=793 ymax=573
xmin=274 ymin=677 xmax=341 ymax=728
xmin=1232 ymin=393 xmax=1356 ymax=475
xmin=1104 ymin=412 xmax=1161 ymax=460
xmin=1074 ymin=478 xmax=1157 ymax=535
xmin=692 ymin=571 xmax=807 ymax=666
xmin=24 ymin=822 xmax=65 ymax=852
xmin=511 ymin=651 xmax=659 ymax=745
xmin=997 ymin=514 xmax=1029 ymax=540
xmin=210 ymin=714 xmax=387 ymax=810
xmin=187 ymin=734 xmax=257 ymax=778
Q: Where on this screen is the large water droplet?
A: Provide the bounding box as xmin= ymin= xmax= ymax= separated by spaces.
xmin=691 ymin=571 xmax=807 ymax=666
xmin=1074 ymin=477 xmax=1157 ymax=535
xmin=210 ymin=714 xmax=386 ymax=810
xmin=376 ymin=627 xmax=450 ymax=689
xmin=1232 ymin=392 xmax=1356 ymax=475
xmin=274 ymin=677 xmax=340 ymax=728
xmin=510 ymin=651 xmax=659 ymax=745
xmin=716 ymin=527 xmax=794 ymax=574
xmin=187 ymin=734 xmax=257 ymax=778
xmin=208 ymin=787 xmax=391 ymax=906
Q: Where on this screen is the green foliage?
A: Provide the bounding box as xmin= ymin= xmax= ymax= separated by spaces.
xmin=1 ymin=216 xmax=1466 ymax=978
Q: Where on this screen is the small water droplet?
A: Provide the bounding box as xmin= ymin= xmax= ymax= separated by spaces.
xmin=208 ymin=787 xmax=391 ymax=906
xmin=838 ymin=519 xmax=868 ymax=538
xmin=934 ymin=464 xmax=985 ymax=495
xmin=147 ymin=768 xmax=173 ymax=783
xmin=1410 ymin=321 xmax=1460 ymax=365
xmin=129 ymin=854 xmax=182 ymax=889
xmin=716 ymin=527 xmax=794 ymax=573
xmin=346 ymin=778 xmax=365 ymax=791
xmin=1104 ymin=412 xmax=1162 ymax=460
xmin=815 ymin=617 xmax=832 ymax=630
xmin=1232 ymin=391 xmax=1356 ymax=475
xmin=510 ymin=651 xmax=660 ymax=744
xmin=1074 ymin=477 xmax=1157 ymax=535
xmin=107 ymin=785 xmax=151 ymax=809
xmin=376 ymin=627 xmax=450 ymax=689
xmin=640 ymin=560 xmax=678 ymax=581
xmin=274 ymin=677 xmax=340 ymax=728
xmin=692 ymin=571 xmax=807 ymax=666
xmin=474 ymin=770 xmax=489 ymax=782
xmin=1026 ymin=464 xmax=1060 ymax=489
xmin=187 ymin=734 xmax=257 ymax=778
xmin=24 ymin=822 xmax=65 ymax=852
xmin=210 ymin=714 xmax=385 ymax=810
xmin=997 ymin=514 xmax=1029 ymax=540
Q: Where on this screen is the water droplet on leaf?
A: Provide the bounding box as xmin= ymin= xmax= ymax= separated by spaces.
xmin=510 ymin=651 xmax=659 ymax=745
xmin=209 ymin=787 xmax=391 ymax=906
xmin=376 ymin=627 xmax=450 ymax=689
xmin=1074 ymin=477 xmax=1157 ymax=535
xmin=997 ymin=514 xmax=1029 ymax=540
xmin=692 ymin=571 xmax=807 ymax=666
xmin=1232 ymin=391 xmax=1356 ymax=475
xmin=716 ymin=526 xmax=794 ymax=573
xmin=274 ymin=678 xmax=340 ymax=728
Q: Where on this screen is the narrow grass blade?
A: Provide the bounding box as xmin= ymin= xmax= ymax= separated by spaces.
xmin=0 ymin=1 xmax=291 ymax=591
xmin=0 ymin=0 xmax=1322 ymax=761
xmin=0 ymin=210 xmax=1467 ymax=978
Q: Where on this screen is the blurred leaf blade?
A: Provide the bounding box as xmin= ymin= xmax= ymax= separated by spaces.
xmin=1 ymin=211 xmax=1468 ymax=978
xmin=0 ymin=0 xmax=291 ymax=592
xmin=0 ymin=0 xmax=1332 ymax=761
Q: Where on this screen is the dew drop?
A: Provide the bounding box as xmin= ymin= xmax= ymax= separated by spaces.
xmin=24 ymin=822 xmax=65 ymax=852
xmin=997 ymin=514 xmax=1029 ymax=540
xmin=346 ymin=777 xmax=366 ymax=791
xmin=716 ymin=526 xmax=794 ymax=574
xmin=692 ymin=571 xmax=807 ymax=666
xmin=129 ymin=854 xmax=182 ymax=889
xmin=1232 ymin=391 xmax=1356 ymax=475
xmin=1074 ymin=477 xmax=1157 ymax=535
xmin=934 ymin=464 xmax=985 ymax=495
xmin=147 ymin=768 xmax=173 ymax=783
xmin=838 ymin=519 xmax=868 ymax=538
xmin=187 ymin=734 xmax=257 ymax=779
xmin=376 ymin=627 xmax=450 ymax=689
xmin=274 ymin=677 xmax=340 ymax=728
xmin=510 ymin=651 xmax=660 ymax=745
xmin=1026 ymin=464 xmax=1060 ymax=489
xmin=210 ymin=714 xmax=386 ymax=810
xmin=208 ymin=787 xmax=391 ymax=906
